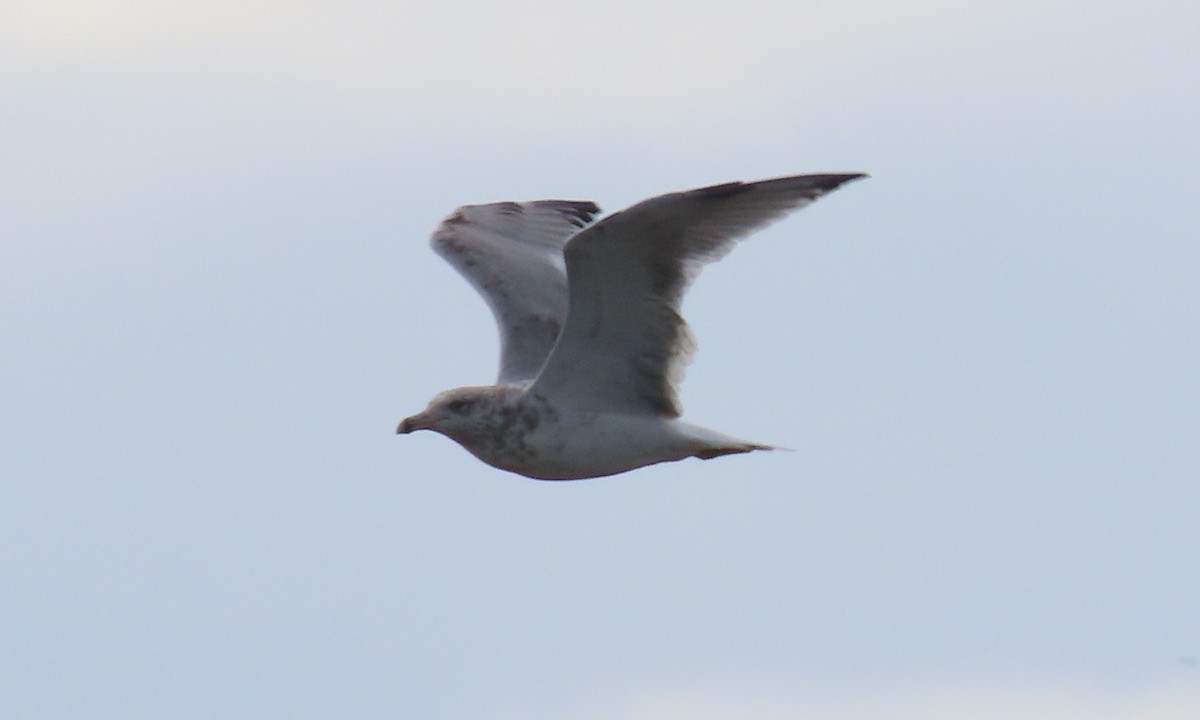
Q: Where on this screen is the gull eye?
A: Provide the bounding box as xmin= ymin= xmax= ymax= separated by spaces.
xmin=447 ymin=399 xmax=468 ymax=413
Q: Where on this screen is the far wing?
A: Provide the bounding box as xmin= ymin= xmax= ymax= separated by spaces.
xmin=530 ymin=174 xmax=866 ymax=416
xmin=431 ymin=200 xmax=601 ymax=384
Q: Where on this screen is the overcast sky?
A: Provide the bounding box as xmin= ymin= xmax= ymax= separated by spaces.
xmin=3 ymin=1 xmax=1198 ymax=718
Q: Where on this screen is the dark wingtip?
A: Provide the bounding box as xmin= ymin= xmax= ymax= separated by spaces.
xmin=812 ymin=172 xmax=870 ymax=190
xmin=551 ymin=200 xmax=602 ymax=227
xmin=696 ymin=173 xmax=869 ymax=201
xmin=783 ymin=172 xmax=868 ymax=200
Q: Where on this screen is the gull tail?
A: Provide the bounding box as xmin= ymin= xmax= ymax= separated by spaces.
xmin=694 ymin=442 xmax=775 ymax=460
xmin=679 ymin=422 xmax=776 ymax=460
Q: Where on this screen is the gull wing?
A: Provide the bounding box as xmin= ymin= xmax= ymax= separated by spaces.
xmin=529 ymin=173 xmax=866 ymax=416
xmin=431 ymin=200 xmax=601 ymax=384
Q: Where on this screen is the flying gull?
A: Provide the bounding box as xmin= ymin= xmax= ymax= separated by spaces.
xmin=397 ymin=173 xmax=866 ymax=480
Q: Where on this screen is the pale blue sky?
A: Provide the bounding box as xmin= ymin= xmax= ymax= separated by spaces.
xmin=2 ymin=1 xmax=1198 ymax=718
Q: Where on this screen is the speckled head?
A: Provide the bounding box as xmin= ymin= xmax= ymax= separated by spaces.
xmin=396 ymin=385 xmax=516 ymax=443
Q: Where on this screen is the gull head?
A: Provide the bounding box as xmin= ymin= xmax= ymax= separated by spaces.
xmin=396 ymin=386 xmax=511 ymax=443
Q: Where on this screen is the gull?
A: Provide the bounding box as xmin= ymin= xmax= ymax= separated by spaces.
xmin=397 ymin=173 xmax=866 ymax=480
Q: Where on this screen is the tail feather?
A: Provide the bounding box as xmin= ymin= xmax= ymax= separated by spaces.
xmin=694 ymin=442 xmax=774 ymax=460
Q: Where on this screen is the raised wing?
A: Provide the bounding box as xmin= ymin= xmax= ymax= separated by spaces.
xmin=431 ymin=200 xmax=601 ymax=384
xmin=529 ymin=173 xmax=866 ymax=416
